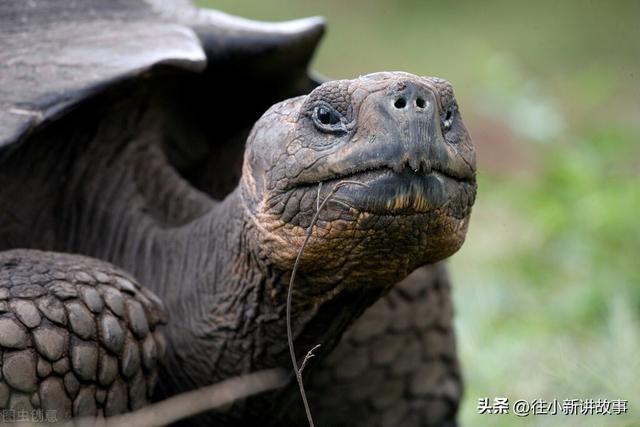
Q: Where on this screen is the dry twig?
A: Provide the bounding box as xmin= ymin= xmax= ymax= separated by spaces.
xmin=299 ymin=343 xmax=322 ymax=374
xmin=286 ymin=180 xmax=368 ymax=427
xmin=14 ymin=370 xmax=285 ymax=427
xmin=74 ymin=370 xmax=286 ymax=427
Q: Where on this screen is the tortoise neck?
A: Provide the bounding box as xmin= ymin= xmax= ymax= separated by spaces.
xmin=150 ymin=190 xmax=248 ymax=301
xmin=153 ymin=189 xmax=386 ymax=401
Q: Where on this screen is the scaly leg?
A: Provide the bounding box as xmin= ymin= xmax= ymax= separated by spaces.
xmin=0 ymin=249 xmax=166 ymax=420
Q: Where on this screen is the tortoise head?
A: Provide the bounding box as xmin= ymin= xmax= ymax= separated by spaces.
xmin=240 ymin=72 xmax=476 ymax=287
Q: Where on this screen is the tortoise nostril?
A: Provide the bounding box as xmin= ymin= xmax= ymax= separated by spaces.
xmin=416 ymin=98 xmax=425 ymax=108
xmin=394 ymin=97 xmax=407 ymax=109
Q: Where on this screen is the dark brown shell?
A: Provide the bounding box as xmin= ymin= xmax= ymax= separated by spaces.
xmin=0 ymin=0 xmax=324 ymax=151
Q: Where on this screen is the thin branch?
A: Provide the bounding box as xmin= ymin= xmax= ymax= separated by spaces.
xmin=99 ymin=369 xmax=286 ymax=427
xmin=286 ymin=180 xmax=369 ymax=427
xmin=299 ymin=344 xmax=322 ymax=374
xmin=14 ymin=371 xmax=286 ymax=427
xmin=316 ymin=181 xmax=323 ymax=212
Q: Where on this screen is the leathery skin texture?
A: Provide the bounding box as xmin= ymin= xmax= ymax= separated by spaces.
xmin=0 ymin=72 xmax=476 ymax=426
xmin=242 ymin=72 xmax=475 ymax=294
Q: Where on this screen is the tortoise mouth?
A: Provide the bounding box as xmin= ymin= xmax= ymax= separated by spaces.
xmin=294 ymin=165 xmax=475 ymax=216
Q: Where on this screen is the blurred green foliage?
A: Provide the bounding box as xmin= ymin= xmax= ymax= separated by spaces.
xmin=200 ymin=1 xmax=639 ymax=425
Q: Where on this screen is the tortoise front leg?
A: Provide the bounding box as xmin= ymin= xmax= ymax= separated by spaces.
xmin=0 ymin=249 xmax=167 ymax=420
xmin=299 ymin=263 xmax=462 ymax=427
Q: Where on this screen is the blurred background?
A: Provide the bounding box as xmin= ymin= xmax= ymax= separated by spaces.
xmin=201 ymin=1 xmax=639 ymax=425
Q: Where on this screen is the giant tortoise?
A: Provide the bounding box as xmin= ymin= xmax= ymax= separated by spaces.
xmin=0 ymin=1 xmax=476 ymax=426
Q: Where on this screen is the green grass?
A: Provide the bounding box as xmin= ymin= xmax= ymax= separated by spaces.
xmin=199 ymin=1 xmax=640 ymax=425
xmin=453 ymin=144 xmax=640 ymax=426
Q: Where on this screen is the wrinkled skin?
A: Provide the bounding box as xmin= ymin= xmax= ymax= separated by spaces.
xmin=243 ymin=72 xmax=475 ymax=290
xmin=241 ymin=72 xmax=476 ymax=426
xmin=0 ymin=72 xmax=476 ymax=426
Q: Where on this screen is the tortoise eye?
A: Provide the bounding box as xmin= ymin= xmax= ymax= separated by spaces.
xmin=316 ymin=106 xmax=340 ymax=125
xmin=311 ymin=104 xmax=345 ymax=134
xmin=442 ymin=103 xmax=457 ymax=132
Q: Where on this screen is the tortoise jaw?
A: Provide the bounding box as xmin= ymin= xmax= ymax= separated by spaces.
xmin=290 ymin=164 xmax=475 ymax=216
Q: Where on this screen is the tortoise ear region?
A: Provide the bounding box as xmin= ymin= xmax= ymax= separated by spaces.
xmin=241 ymin=97 xmax=303 ymax=205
